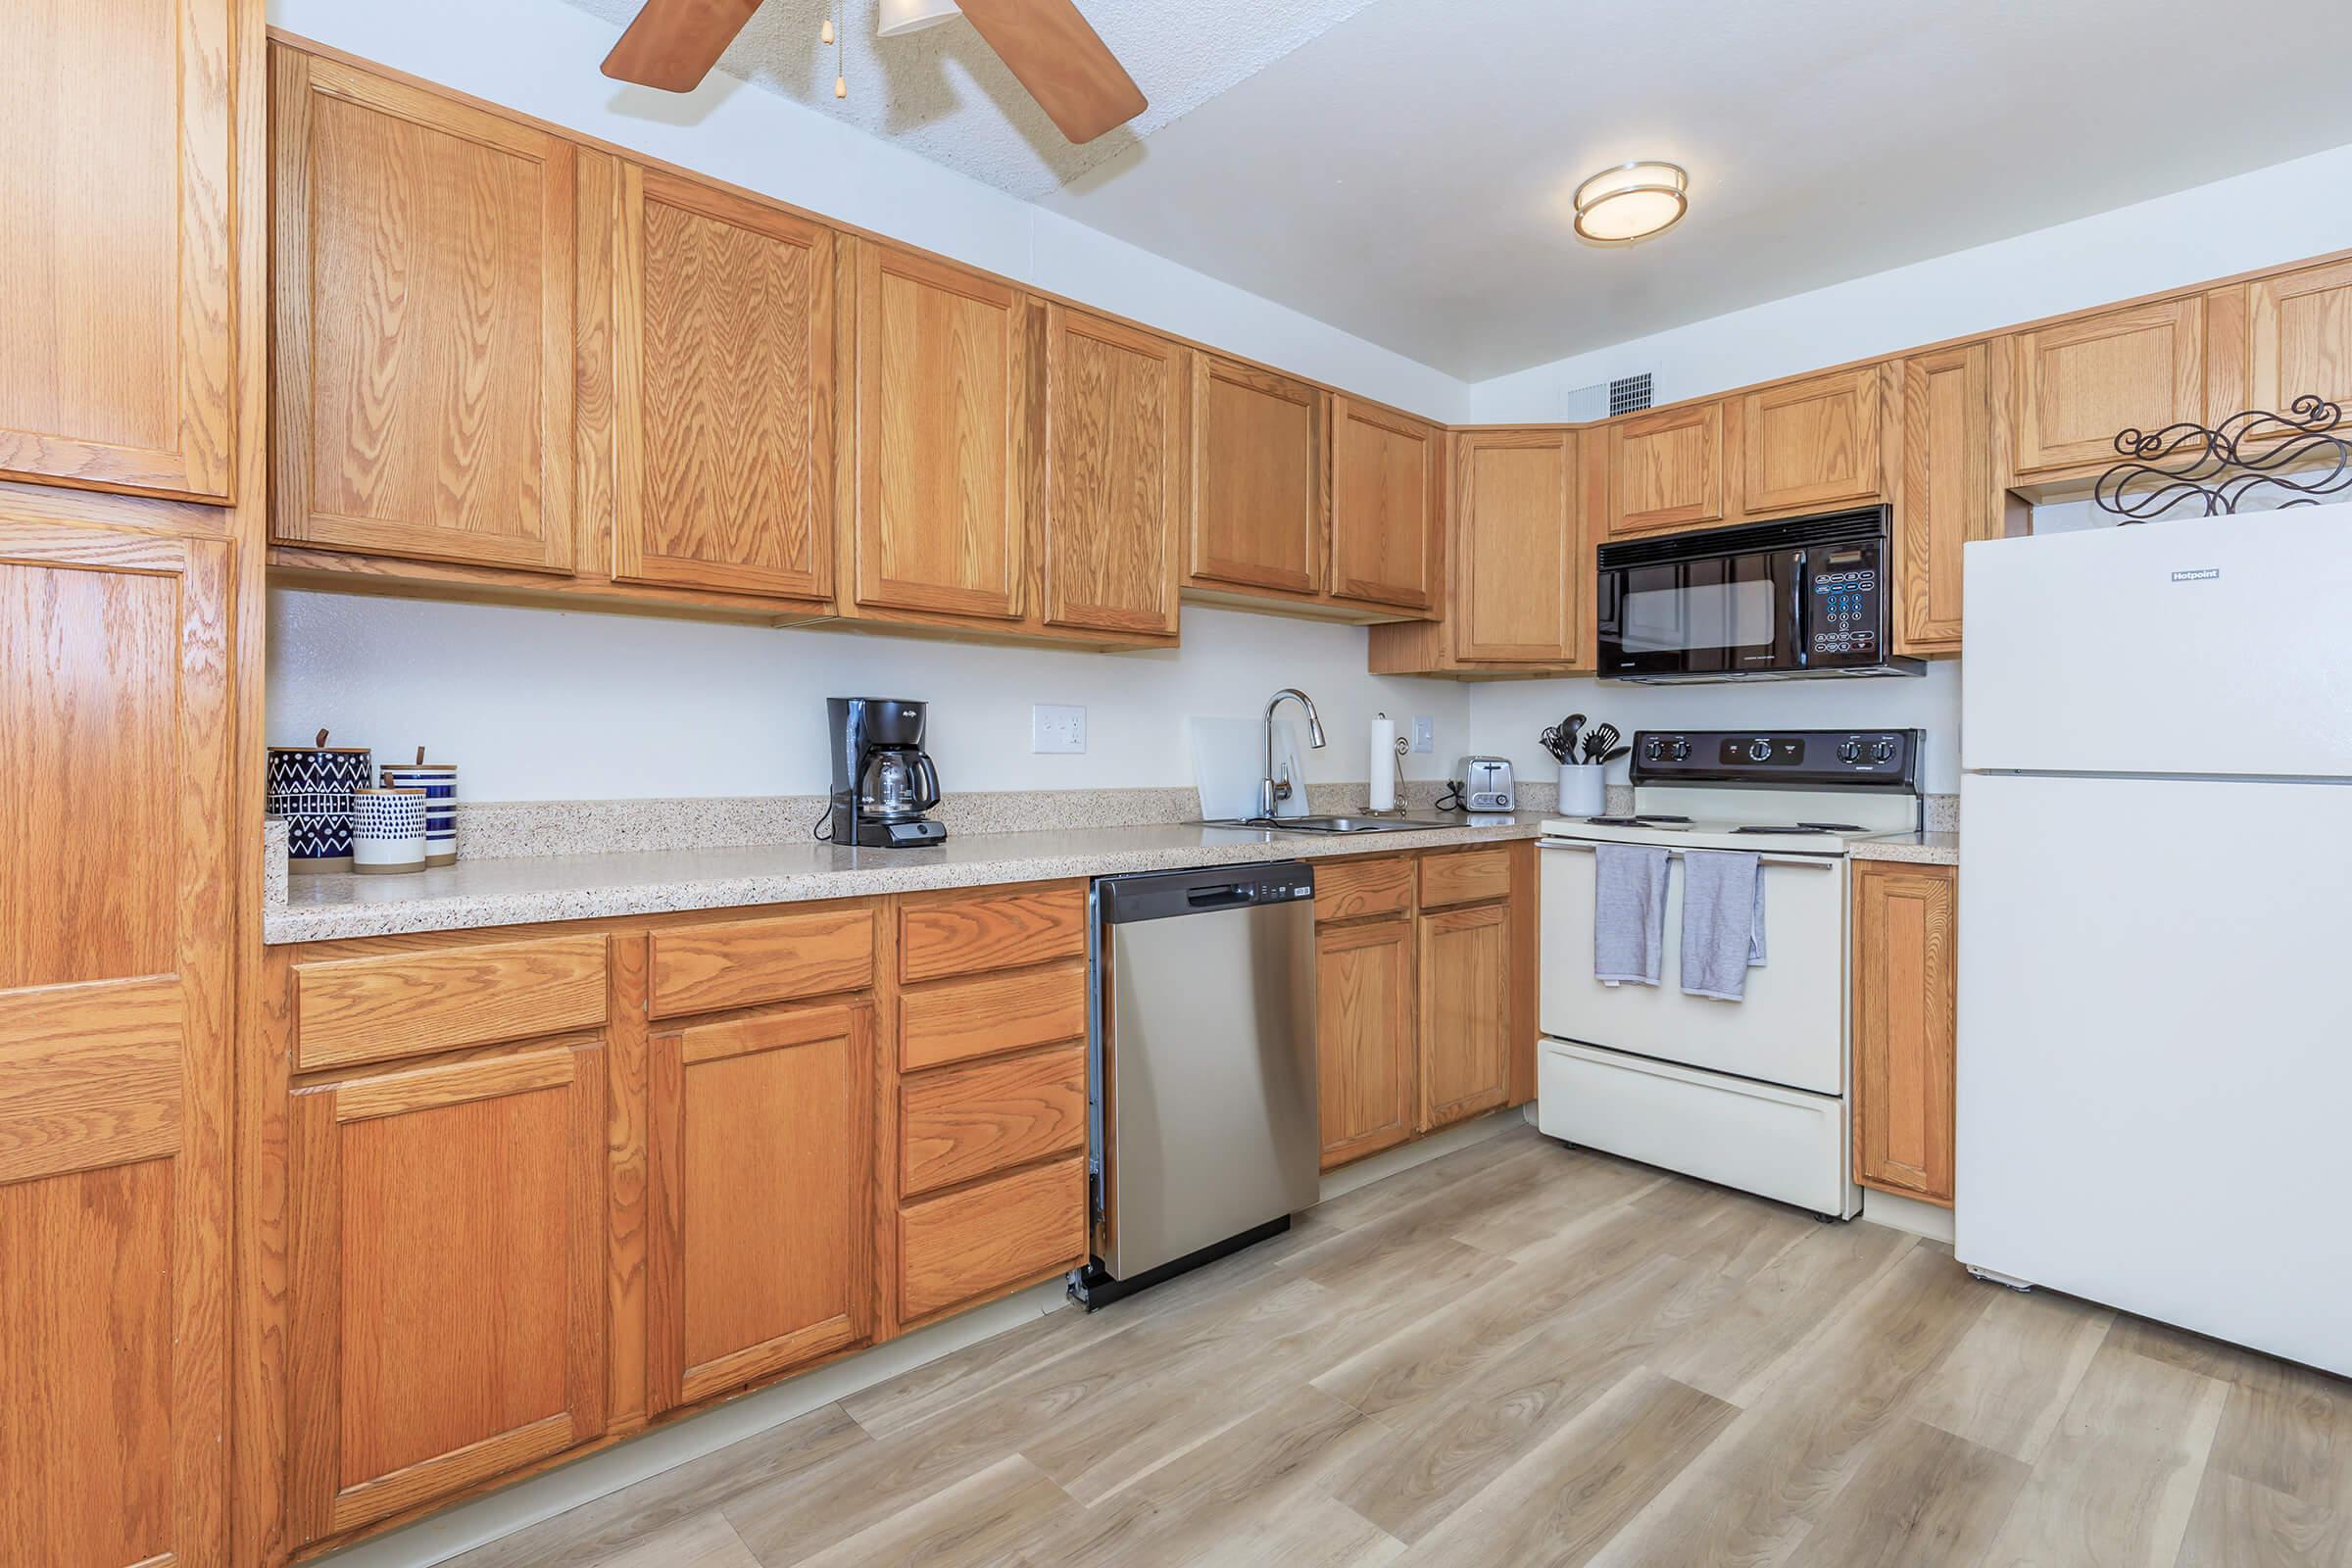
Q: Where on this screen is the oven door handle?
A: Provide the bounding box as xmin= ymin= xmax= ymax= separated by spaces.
xmin=1538 ymin=840 xmax=1838 ymax=871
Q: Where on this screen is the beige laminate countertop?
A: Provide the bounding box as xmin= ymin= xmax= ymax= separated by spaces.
xmin=266 ymin=813 xmax=1554 ymax=945
xmin=1847 ymin=832 xmax=1961 ymax=867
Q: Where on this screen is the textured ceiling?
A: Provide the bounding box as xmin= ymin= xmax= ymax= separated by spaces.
xmin=557 ymin=0 xmax=1384 ymax=198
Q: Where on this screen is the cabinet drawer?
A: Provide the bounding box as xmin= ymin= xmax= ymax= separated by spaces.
xmin=898 ymin=1154 xmax=1088 ymax=1321
xmin=899 ymin=884 xmax=1086 ymax=983
xmin=648 ymin=906 xmax=876 ymax=1019
xmin=1418 ymin=848 xmax=1511 ymax=908
xmin=901 ymin=1043 xmax=1088 ymax=1198
xmin=294 ymin=935 xmax=610 ymax=1071
xmin=900 ymin=961 xmax=1087 ymax=1071
xmin=1314 ymin=857 xmax=1415 ymax=923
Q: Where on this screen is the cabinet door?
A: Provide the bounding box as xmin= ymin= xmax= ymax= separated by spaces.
xmin=1851 ymin=863 xmax=1956 ymax=1205
xmin=285 ymin=1044 xmax=607 ymax=1544
xmin=612 ymin=168 xmax=834 ymax=602
xmin=2248 ymin=258 xmax=2352 ymax=431
xmin=1329 ymin=396 xmax=1442 ymax=612
xmin=1608 ymin=401 xmax=1725 ymax=534
xmin=1896 ymin=343 xmax=1996 ymax=654
xmin=1041 ymin=308 xmax=1184 ymax=636
xmin=853 ymin=243 xmax=1027 ymax=620
xmin=1738 ymin=367 xmax=1886 ymax=516
xmin=0 ymin=0 xmax=235 ymax=500
xmin=271 ymin=50 xmax=576 ymax=572
xmin=648 ymin=1004 xmax=872 ymax=1413
xmin=1187 ymin=356 xmax=1324 ymax=596
xmin=1417 ymin=903 xmax=1512 ymax=1131
xmin=1315 ymin=918 xmax=1415 ymax=1169
xmin=2006 ymin=297 xmax=2203 ymax=475
xmin=1452 ymin=428 xmax=1578 ymax=662
xmin=0 ymin=521 xmax=232 ymax=1568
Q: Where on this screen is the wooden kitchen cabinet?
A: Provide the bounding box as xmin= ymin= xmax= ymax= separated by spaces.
xmin=648 ymin=1003 xmax=872 ymax=1412
xmin=1607 ymin=400 xmax=1726 ymax=535
xmin=611 ymin=166 xmax=835 ymax=603
xmin=284 ymin=1042 xmax=608 ymax=1544
xmin=1328 ymin=395 xmax=1444 ymax=613
xmin=1896 ymin=342 xmax=2000 ymax=654
xmin=0 ymin=519 xmax=234 ymax=1568
xmin=1417 ymin=900 xmax=1514 ymax=1131
xmin=1187 ymin=355 xmax=1326 ymax=599
xmin=849 ymin=241 xmax=1029 ymax=623
xmin=1736 ymin=366 xmax=1891 ymax=517
xmin=1851 ymin=861 xmax=1957 ymax=1206
xmin=2002 ymin=296 xmax=2204 ymax=475
xmin=1040 ymin=307 xmax=1186 ymax=637
xmin=2245 ymin=258 xmax=2352 ymax=430
xmin=270 ymin=48 xmax=577 ymax=572
xmin=0 ymin=0 xmax=237 ymax=500
xmin=1315 ymin=916 xmax=1418 ymax=1168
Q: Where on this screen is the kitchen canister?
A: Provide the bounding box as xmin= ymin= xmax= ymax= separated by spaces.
xmin=1558 ymin=762 xmax=1607 ymax=817
xmin=266 ymin=729 xmax=373 ymax=872
xmin=351 ymin=788 xmax=427 ymax=874
xmin=379 ymin=749 xmax=459 ymax=866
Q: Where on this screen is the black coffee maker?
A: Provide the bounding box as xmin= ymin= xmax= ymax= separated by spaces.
xmin=827 ymin=697 xmax=946 ymax=848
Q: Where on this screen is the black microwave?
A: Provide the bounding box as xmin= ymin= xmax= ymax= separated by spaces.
xmin=1595 ymin=506 xmax=1925 ymax=682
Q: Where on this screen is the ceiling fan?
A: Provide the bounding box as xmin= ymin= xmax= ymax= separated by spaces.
xmin=601 ymin=0 xmax=1148 ymax=144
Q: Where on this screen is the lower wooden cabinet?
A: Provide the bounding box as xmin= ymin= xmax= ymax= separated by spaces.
xmin=1417 ymin=901 xmax=1515 ymax=1131
xmin=1314 ymin=917 xmax=1417 ymax=1168
xmin=648 ymin=1002 xmax=872 ymax=1413
xmin=1851 ymin=861 xmax=1958 ymax=1205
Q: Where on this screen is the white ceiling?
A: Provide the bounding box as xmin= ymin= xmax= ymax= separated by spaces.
xmin=564 ymin=0 xmax=2352 ymax=380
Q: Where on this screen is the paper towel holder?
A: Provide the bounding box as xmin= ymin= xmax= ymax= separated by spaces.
xmin=1363 ymin=719 xmax=1410 ymax=818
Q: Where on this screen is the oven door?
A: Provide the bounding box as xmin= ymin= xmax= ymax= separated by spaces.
xmin=1597 ymin=544 xmax=1803 ymax=678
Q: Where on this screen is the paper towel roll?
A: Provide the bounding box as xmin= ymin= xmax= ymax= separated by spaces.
xmin=1367 ymin=716 xmax=1397 ymax=811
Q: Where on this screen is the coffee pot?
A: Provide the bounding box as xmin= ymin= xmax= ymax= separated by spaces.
xmin=827 ymin=697 xmax=948 ymax=848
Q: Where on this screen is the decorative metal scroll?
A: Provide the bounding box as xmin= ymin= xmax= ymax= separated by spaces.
xmin=2093 ymin=396 xmax=2352 ymax=521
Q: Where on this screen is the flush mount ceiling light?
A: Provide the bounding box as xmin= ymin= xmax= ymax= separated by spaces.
xmin=1573 ymin=161 xmax=1690 ymax=244
xmin=878 ymin=0 xmax=960 ymax=36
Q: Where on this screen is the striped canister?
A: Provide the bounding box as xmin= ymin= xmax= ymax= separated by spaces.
xmin=266 ymin=729 xmax=373 ymax=872
xmin=379 ymin=754 xmax=459 ymax=866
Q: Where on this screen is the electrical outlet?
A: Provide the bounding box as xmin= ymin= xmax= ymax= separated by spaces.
xmin=1031 ymin=704 xmax=1087 ymax=755
xmin=1411 ymin=716 xmax=1435 ymax=755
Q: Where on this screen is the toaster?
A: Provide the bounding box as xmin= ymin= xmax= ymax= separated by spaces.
xmin=1458 ymin=757 xmax=1515 ymax=812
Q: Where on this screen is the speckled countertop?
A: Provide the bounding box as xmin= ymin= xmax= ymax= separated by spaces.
xmin=1846 ymin=832 xmax=1961 ymax=867
xmin=266 ymin=813 xmax=1555 ymax=945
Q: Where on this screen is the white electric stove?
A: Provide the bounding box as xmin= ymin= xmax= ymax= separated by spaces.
xmin=1536 ymin=728 xmax=1923 ymax=1219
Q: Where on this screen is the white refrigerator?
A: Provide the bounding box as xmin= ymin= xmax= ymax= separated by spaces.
xmin=1958 ymin=501 xmax=2352 ymax=1378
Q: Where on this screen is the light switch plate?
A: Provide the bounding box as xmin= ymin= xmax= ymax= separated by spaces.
xmin=1032 ymin=704 xmax=1087 ymax=755
xmin=1412 ymin=716 xmax=1435 ymax=755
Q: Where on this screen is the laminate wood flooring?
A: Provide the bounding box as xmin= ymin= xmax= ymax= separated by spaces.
xmin=448 ymin=1126 xmax=2352 ymax=1567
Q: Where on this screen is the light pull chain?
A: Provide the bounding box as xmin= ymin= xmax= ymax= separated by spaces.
xmin=833 ymin=2 xmax=847 ymax=97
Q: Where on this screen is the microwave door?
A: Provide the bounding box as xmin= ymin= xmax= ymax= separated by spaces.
xmin=1608 ymin=558 xmax=1731 ymax=676
xmin=1730 ymin=548 xmax=1803 ymax=674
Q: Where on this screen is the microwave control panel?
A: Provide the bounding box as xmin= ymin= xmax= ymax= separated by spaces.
xmin=1807 ymin=546 xmax=1882 ymax=661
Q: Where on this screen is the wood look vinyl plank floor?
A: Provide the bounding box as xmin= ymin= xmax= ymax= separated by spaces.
xmin=445 ymin=1126 xmax=2352 ymax=1568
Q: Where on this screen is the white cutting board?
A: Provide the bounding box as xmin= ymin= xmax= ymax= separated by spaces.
xmin=1190 ymin=717 xmax=1309 ymax=821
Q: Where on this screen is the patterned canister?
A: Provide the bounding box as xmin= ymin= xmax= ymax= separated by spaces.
xmin=351 ymin=788 xmax=426 ymax=875
xmin=266 ymin=729 xmax=372 ymax=872
xmin=380 ymin=752 xmax=459 ymax=867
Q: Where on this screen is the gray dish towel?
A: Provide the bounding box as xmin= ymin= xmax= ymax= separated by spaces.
xmin=1592 ymin=844 xmax=1671 ymax=987
xmin=1681 ymin=850 xmax=1767 ymax=1001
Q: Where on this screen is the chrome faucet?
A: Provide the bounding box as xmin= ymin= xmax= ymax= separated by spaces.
xmin=1260 ymin=687 xmax=1328 ymax=818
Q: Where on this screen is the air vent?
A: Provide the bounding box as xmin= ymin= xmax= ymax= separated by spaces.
xmin=1608 ymin=372 xmax=1654 ymax=416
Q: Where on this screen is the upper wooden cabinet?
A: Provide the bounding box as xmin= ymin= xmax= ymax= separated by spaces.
xmin=272 ymin=50 xmax=577 ymax=573
xmin=612 ymin=167 xmax=835 ymax=603
xmin=2247 ymin=259 xmax=2352 ymax=429
xmin=2003 ymin=296 xmax=2203 ymax=475
xmin=1328 ymin=396 xmax=1443 ymax=612
xmin=1895 ymin=343 xmax=1997 ymax=655
xmin=1040 ymin=307 xmax=1185 ymax=638
xmin=1452 ymin=428 xmax=1580 ymax=662
xmin=1607 ymin=401 xmax=1725 ymax=535
xmin=1187 ymin=356 xmax=1325 ymax=598
xmin=0 ymin=0 xmax=236 ymax=501
xmin=1735 ymin=367 xmax=1890 ymax=517
xmin=0 ymin=518 xmax=233 ymax=1568
xmin=1852 ymin=861 xmax=1957 ymax=1206
xmin=849 ymin=242 xmax=1029 ymax=622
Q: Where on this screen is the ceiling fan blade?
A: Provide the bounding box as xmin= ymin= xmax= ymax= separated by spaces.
xmin=950 ymin=0 xmax=1147 ymax=144
xmin=601 ymin=0 xmax=762 ymax=92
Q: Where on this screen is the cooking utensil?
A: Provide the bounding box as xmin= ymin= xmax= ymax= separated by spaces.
xmin=1583 ymin=722 xmax=1620 ymax=765
xmin=1539 ymin=713 xmax=1587 ymax=764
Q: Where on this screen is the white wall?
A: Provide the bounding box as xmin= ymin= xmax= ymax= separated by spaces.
xmin=270 ymin=593 xmax=1468 ymax=801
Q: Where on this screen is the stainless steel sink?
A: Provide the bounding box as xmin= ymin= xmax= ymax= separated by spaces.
xmin=1202 ymin=815 xmax=1469 ymax=835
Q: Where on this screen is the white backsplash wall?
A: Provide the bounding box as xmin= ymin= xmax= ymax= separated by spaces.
xmin=1467 ymin=662 xmax=1964 ymax=797
xmin=269 ymin=591 xmax=1470 ymax=803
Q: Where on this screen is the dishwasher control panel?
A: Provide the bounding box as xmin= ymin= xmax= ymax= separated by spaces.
xmin=1095 ymin=861 xmax=1316 ymax=924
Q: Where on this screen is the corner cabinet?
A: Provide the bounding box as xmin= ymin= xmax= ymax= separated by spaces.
xmin=1328 ymin=396 xmax=1443 ymax=613
xmin=270 ymin=48 xmax=578 ymax=572
xmin=1851 ymin=861 xmax=1957 ymax=1206
xmin=1040 ymin=307 xmax=1186 ymax=638
xmin=0 ymin=0 xmax=237 ymax=501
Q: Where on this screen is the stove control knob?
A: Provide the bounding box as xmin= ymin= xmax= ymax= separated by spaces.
xmin=1643 ymin=737 xmax=1667 ymax=761
xmin=1837 ymin=739 xmax=1863 ymax=763
xmin=1746 ymin=739 xmax=1774 ymax=762
xmin=1870 ymin=739 xmax=1897 ymax=762
xmin=1670 ymin=737 xmax=1691 ymax=761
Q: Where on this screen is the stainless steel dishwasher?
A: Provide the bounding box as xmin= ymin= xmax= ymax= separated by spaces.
xmin=1073 ymin=861 xmax=1318 ymax=1308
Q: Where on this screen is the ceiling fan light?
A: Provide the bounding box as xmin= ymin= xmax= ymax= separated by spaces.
xmin=878 ymin=0 xmax=959 ymax=37
xmin=1572 ymin=161 xmax=1689 ymax=244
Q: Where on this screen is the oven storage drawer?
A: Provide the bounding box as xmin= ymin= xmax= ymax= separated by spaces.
xmin=1537 ymin=1040 xmax=1854 ymax=1217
